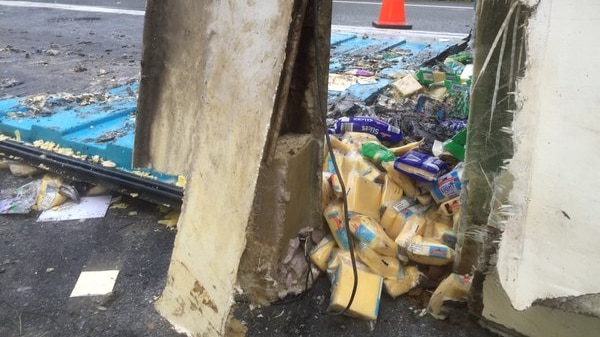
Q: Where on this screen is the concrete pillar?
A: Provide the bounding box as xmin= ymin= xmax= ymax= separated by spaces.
xmin=133 ymin=0 xmax=331 ymax=335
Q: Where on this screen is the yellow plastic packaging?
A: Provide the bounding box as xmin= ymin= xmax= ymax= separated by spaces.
xmin=341 ymin=132 xmax=380 ymax=152
xmin=35 ymin=174 xmax=68 ymax=210
xmin=382 ymin=161 xmax=417 ymax=198
xmin=323 ymin=200 xmax=350 ymax=250
xmin=379 ymin=206 xmax=403 ymax=240
xmin=349 ymin=215 xmax=397 ymax=257
xmin=379 ymin=174 xmax=404 ymax=209
xmin=329 ymin=254 xmax=383 ymax=321
xmin=346 ymin=171 xmax=382 ymax=221
xmin=310 ymin=235 xmax=337 ymax=272
xmin=406 ymin=235 xmax=454 ymax=266
xmin=395 ymin=214 xmax=426 ymax=262
xmin=431 ymin=221 xmax=457 ymax=249
xmin=427 ymin=273 xmax=472 ymax=319
xmin=356 ymin=243 xmax=401 ymax=279
xmin=342 ymin=150 xmax=382 ymax=183
xmin=383 ymin=265 xmax=420 ymax=298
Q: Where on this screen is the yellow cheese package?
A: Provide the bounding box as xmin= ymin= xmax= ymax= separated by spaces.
xmin=427 ymin=273 xmax=472 ymax=320
xmin=391 ymin=196 xmax=417 ymax=213
xmin=329 ymin=254 xmax=383 ymax=321
xmin=406 ymin=235 xmax=454 ymax=266
xmin=323 ymin=149 xmax=345 ymax=175
xmin=393 ymin=203 xmax=429 ymax=235
xmin=323 ymin=200 xmax=351 ymax=250
xmin=431 ymin=221 xmax=457 ymax=249
xmin=349 ymin=215 xmax=397 ymax=257
xmin=395 ymin=214 xmax=426 ymax=262
xmin=342 ymin=150 xmax=382 ymax=183
xmin=35 ymin=174 xmax=68 ymax=210
xmin=341 ymin=131 xmax=380 ymax=152
xmin=379 ymin=174 xmax=404 ymax=209
xmin=381 ymin=161 xmax=417 ymax=198
xmin=383 ymin=265 xmax=420 ymax=298
xmin=346 ymin=171 xmax=382 ymax=221
xmin=356 ymin=242 xmax=401 ymax=279
xmin=310 ymin=235 xmax=337 ymax=272
xmin=328 ymin=135 xmax=353 ymax=154
xmin=379 ymin=206 xmax=404 ymax=240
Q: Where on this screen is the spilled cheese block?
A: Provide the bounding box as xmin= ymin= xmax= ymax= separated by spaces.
xmin=310 ymin=235 xmax=337 ymax=272
xmin=341 ymin=131 xmax=380 ymax=152
xmin=395 ymin=204 xmax=429 ymax=230
xmin=383 ymin=265 xmax=420 ymax=298
xmin=395 ymin=215 xmax=426 ymax=263
xmin=382 ymin=161 xmax=418 ymax=198
xmin=323 ymin=200 xmax=351 ymax=250
xmin=438 ymin=196 xmax=460 ymax=216
xmin=328 ymin=173 xmax=343 ymax=198
xmin=392 ymin=196 xmax=417 ymax=213
xmin=379 ymin=174 xmax=404 ymax=209
xmin=323 ymin=149 xmax=345 ymax=175
xmin=379 ymin=207 xmax=404 ymax=241
xmin=427 ymin=273 xmax=472 ymax=320
xmin=432 ymin=222 xmax=457 ymax=249
xmin=329 ymin=135 xmax=353 ymax=154
xmin=357 ymin=243 xmax=401 ymax=279
xmin=407 ymin=235 xmax=454 ymax=266
xmin=329 ymin=256 xmax=383 ymax=321
xmin=342 ymin=150 xmax=382 ymax=183
xmin=346 ymin=171 xmax=382 ymax=221
xmin=349 ymin=215 xmax=397 ymax=257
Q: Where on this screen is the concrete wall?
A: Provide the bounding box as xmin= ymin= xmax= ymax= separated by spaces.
xmin=496 ymin=0 xmax=600 ymax=312
xmin=463 ymin=0 xmax=600 ymax=336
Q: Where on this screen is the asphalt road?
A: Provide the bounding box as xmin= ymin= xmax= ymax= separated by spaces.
xmin=0 ymin=0 xmax=475 ymax=33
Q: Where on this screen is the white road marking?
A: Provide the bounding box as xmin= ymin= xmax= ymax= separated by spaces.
xmin=333 ymin=0 xmax=472 ymax=10
xmin=0 ymin=1 xmax=145 ymax=16
xmin=332 ymin=25 xmax=469 ymax=40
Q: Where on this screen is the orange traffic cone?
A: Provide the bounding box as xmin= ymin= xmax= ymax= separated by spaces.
xmin=372 ymin=0 xmax=412 ymax=30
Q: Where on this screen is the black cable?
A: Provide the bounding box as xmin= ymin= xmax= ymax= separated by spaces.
xmin=313 ymin=0 xmax=359 ymax=315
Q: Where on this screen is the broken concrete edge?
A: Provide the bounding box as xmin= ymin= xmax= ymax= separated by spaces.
xmin=457 ymin=0 xmax=600 ymax=332
xmin=454 ymin=0 xmax=527 ymax=322
xmin=238 ymin=134 xmax=321 ymax=304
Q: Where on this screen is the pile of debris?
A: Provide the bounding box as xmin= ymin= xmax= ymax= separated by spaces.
xmin=311 ymin=51 xmax=475 ymax=321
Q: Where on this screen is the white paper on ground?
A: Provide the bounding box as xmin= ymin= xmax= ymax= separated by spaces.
xmin=70 ymin=270 xmax=120 ymax=297
xmin=37 ymin=195 xmax=112 ymax=222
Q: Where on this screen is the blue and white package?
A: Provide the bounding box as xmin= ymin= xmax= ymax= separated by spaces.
xmin=334 ymin=116 xmax=403 ymax=143
xmin=393 ymin=150 xmax=449 ymax=182
xmin=430 ymin=163 xmax=464 ymax=203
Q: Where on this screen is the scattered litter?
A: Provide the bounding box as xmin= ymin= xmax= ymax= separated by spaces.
xmin=128 ymin=211 xmax=138 ymax=216
xmin=109 ymin=202 xmax=128 ymax=209
xmin=0 ymin=180 xmax=40 ymax=214
xmin=46 ymin=267 xmax=54 ymax=273
xmin=158 ymin=210 xmax=180 ymax=228
xmin=70 ymin=270 xmax=119 ymax=297
xmin=37 ymin=195 xmax=112 ymax=222
xmin=36 ymin=174 xmax=68 ymax=210
xmin=427 ymin=273 xmax=472 ymax=319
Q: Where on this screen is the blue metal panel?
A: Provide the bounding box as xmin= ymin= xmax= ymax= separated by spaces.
xmin=0 ymin=32 xmax=459 ymax=183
